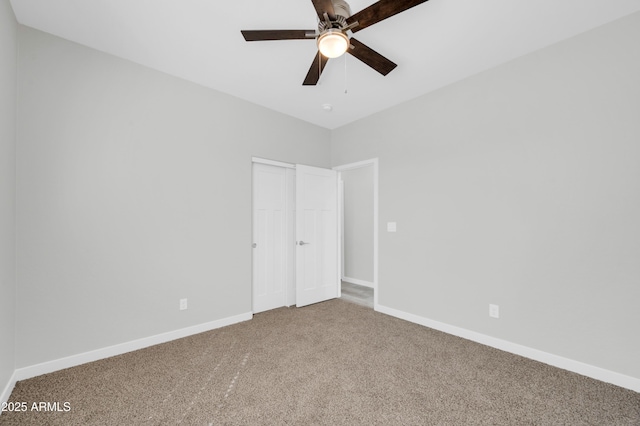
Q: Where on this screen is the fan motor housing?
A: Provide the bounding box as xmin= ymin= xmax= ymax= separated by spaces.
xmin=319 ymin=15 xmax=347 ymax=32
xmin=331 ymin=0 xmax=352 ymax=19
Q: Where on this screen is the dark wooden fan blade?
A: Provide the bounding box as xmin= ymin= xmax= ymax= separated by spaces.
xmin=347 ymin=0 xmax=429 ymax=33
xmin=347 ymin=38 xmax=397 ymax=76
xmin=303 ymin=51 xmax=330 ymax=86
xmin=311 ymin=0 xmax=336 ymax=20
xmin=241 ymin=30 xmax=316 ymax=41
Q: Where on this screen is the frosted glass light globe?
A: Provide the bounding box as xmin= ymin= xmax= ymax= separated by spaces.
xmin=317 ymin=30 xmax=349 ymax=58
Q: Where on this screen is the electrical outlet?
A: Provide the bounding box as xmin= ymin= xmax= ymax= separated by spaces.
xmin=489 ymin=304 xmax=499 ymax=319
xmin=180 ymin=298 xmax=188 ymax=311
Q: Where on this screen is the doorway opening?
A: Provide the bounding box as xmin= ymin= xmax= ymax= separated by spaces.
xmin=334 ymin=159 xmax=378 ymax=310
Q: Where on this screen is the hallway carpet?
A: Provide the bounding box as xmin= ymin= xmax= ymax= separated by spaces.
xmin=2 ymin=299 xmax=639 ymax=425
xmin=341 ymin=281 xmax=373 ymax=308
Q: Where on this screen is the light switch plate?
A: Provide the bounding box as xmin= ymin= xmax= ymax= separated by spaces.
xmin=387 ymin=222 xmax=397 ymax=232
xmin=489 ymin=304 xmax=499 ymax=318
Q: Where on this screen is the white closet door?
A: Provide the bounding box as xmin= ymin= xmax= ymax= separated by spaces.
xmin=253 ymin=163 xmax=290 ymax=313
xmin=295 ymin=164 xmax=339 ymax=307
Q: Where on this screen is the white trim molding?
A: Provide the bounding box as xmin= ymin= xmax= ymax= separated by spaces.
xmin=251 ymin=157 xmax=295 ymax=169
xmin=12 ymin=312 xmax=252 ymax=384
xmin=375 ymin=304 xmax=640 ymax=393
xmin=342 ymin=276 xmax=374 ymax=288
xmin=333 ymin=159 xmax=378 ymax=171
xmin=0 ymin=370 xmax=18 ymax=409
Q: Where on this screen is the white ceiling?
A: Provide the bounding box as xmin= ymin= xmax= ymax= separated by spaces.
xmin=9 ymin=0 xmax=640 ymax=129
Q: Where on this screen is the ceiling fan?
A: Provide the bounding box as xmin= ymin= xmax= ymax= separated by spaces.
xmin=241 ymin=0 xmax=430 ymax=86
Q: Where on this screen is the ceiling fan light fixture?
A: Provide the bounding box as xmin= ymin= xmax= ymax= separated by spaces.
xmin=317 ymin=29 xmax=349 ymax=58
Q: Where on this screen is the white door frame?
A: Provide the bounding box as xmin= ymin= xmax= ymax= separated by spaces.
xmin=333 ymin=158 xmax=379 ymax=310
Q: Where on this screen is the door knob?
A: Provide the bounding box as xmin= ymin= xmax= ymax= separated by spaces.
xmin=252 ymin=243 xmax=257 ymax=248
xmin=298 ymin=241 xmax=310 ymax=246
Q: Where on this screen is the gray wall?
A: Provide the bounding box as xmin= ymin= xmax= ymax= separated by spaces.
xmin=0 ymin=0 xmax=17 ymax=397
xmin=331 ymin=12 xmax=640 ymax=379
xmin=341 ymin=166 xmax=374 ymax=283
xmin=15 ymin=27 xmax=331 ymax=368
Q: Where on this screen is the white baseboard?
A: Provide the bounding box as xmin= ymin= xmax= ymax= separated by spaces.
xmin=12 ymin=312 xmax=253 ymax=384
xmin=0 ymin=370 xmax=18 ymax=408
xmin=342 ymin=276 xmax=374 ymax=288
xmin=375 ymin=304 xmax=640 ymax=393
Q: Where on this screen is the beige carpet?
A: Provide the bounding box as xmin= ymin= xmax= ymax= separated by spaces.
xmin=2 ymin=299 xmax=639 ymax=425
